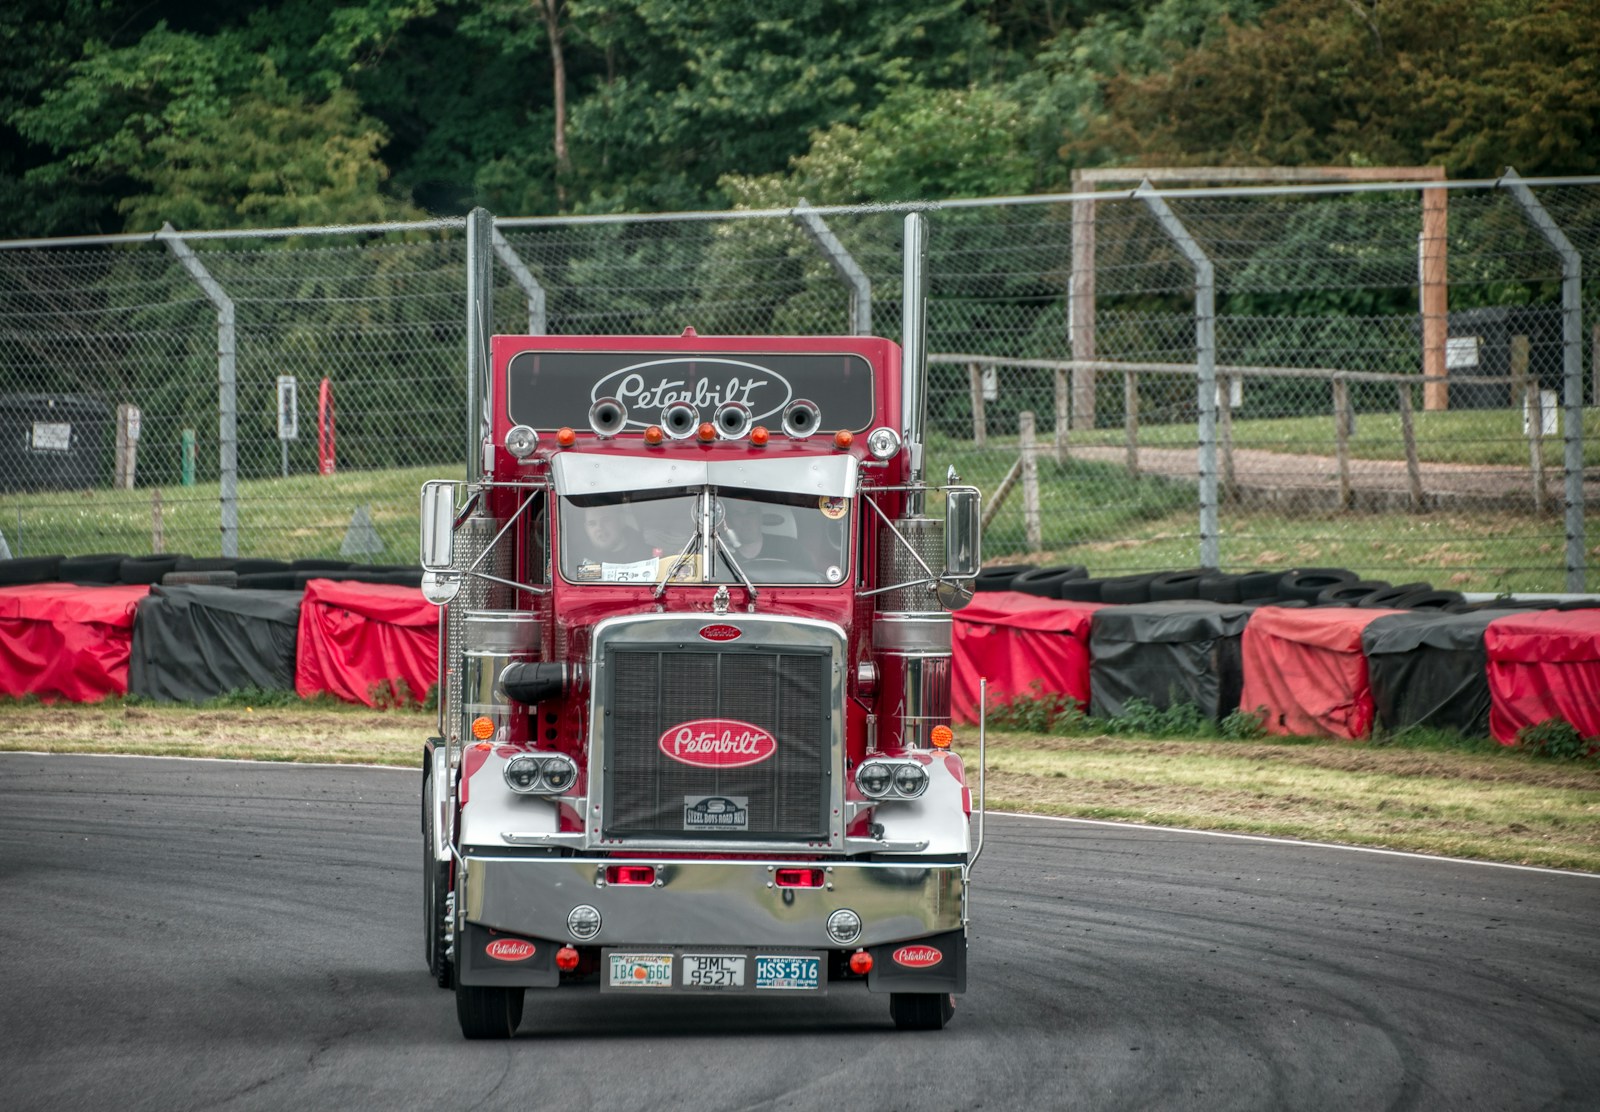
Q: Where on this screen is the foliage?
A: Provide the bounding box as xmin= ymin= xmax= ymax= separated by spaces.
xmin=1516 ymin=718 xmax=1598 ymax=763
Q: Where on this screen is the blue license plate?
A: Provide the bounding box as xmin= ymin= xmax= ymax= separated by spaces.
xmin=754 ymin=954 xmax=820 ymax=991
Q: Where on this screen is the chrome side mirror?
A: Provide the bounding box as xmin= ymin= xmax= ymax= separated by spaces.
xmin=944 ymin=486 xmax=981 ymax=579
xmin=420 ymin=480 xmax=459 ymax=571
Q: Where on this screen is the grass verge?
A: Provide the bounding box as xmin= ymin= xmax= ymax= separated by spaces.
xmin=2 ymin=698 xmax=1596 ymax=872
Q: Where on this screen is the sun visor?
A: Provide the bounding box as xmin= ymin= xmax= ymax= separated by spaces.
xmin=551 ymin=453 xmax=857 ymax=499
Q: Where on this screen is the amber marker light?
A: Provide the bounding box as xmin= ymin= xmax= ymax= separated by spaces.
xmin=556 ymin=427 xmax=577 ymax=447
xmin=833 ymin=429 xmax=853 ymax=449
xmin=697 ymin=421 xmax=717 ymax=443
xmin=849 ymin=950 xmax=873 ymax=975
xmin=643 ymin=424 xmax=665 ymax=446
xmin=750 ymin=425 xmax=770 ymax=446
xmin=930 ymin=725 xmax=955 ymax=749
xmin=471 ymin=716 xmax=496 ymax=740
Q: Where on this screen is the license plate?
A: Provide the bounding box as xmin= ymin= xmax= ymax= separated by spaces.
xmin=608 ymin=952 xmax=674 ymax=988
xmin=681 ymin=954 xmax=745 ymax=988
xmin=755 ymin=955 xmax=820 ymax=991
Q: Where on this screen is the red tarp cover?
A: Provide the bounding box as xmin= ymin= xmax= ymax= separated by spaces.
xmin=951 ymin=591 xmax=1106 ymax=723
xmin=0 ymin=583 xmax=150 ymax=702
xmin=1239 ymin=605 xmax=1403 ymax=739
xmin=295 ymin=579 xmax=438 ymax=707
xmin=1483 ymin=609 xmax=1600 ymax=744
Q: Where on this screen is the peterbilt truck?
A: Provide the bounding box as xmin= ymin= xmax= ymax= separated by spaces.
xmin=418 ymin=224 xmax=983 ymax=1038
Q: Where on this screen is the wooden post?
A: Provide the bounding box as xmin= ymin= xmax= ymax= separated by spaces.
xmin=967 ymin=363 xmax=987 ymax=447
xmin=151 ymin=489 xmax=164 ymax=554
xmin=1069 ymin=176 xmax=1097 ymax=431
xmin=1513 ymin=335 xmax=1548 ymax=513
xmin=982 ymin=455 xmax=1023 ymax=529
xmin=114 ymin=403 xmax=140 ymax=490
xmin=1020 ymin=410 xmax=1041 ymax=553
xmin=1217 ymin=374 xmax=1236 ymax=504
xmin=1054 ymin=366 xmax=1069 ymax=463
xmin=1420 ymin=186 xmax=1449 ymax=411
xmin=1592 ymin=322 xmax=1599 ymax=407
xmin=1123 ymin=368 xmax=1139 ymax=477
xmin=1333 ymin=376 xmax=1353 ymax=511
xmin=1397 ymin=383 xmax=1424 ymax=512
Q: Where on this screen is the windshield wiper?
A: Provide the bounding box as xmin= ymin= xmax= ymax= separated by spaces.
xmin=713 ymin=530 xmax=759 ymax=605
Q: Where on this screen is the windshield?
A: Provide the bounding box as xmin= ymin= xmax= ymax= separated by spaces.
xmin=558 ymin=488 xmax=849 ymax=586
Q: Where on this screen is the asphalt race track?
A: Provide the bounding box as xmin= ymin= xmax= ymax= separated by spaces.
xmin=1 ymin=752 xmax=1596 ymax=1111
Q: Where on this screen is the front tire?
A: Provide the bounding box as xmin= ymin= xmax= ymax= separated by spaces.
xmin=890 ymin=992 xmax=956 ymax=1030
xmin=422 ymin=780 xmax=452 ymax=988
xmin=455 ymin=981 xmax=525 ymax=1040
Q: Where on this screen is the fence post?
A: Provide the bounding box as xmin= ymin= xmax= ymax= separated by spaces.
xmin=160 ymin=224 xmax=238 ymax=557
xmin=1069 ymin=174 xmax=1097 ymax=432
xmin=1054 ymin=366 xmax=1070 ymax=463
xmin=1217 ymin=374 xmax=1235 ymax=504
xmin=1137 ymin=182 xmax=1219 ymax=570
xmin=968 ymin=363 xmax=987 ymax=447
xmin=466 ymin=208 xmax=494 ymax=482
xmin=1397 ymin=383 xmax=1424 ymax=511
xmin=1020 ymin=411 xmax=1041 ymax=553
xmin=1333 ymin=375 xmax=1353 ymax=511
xmin=1123 ymin=368 xmax=1139 ymax=477
xmin=492 ymin=228 xmax=546 ymax=334
xmin=1502 ymin=169 xmax=1585 ymax=590
xmin=795 ymin=199 xmax=872 ymax=336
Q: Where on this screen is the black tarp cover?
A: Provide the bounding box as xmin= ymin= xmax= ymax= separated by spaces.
xmin=1089 ymin=600 xmax=1254 ymax=720
xmin=1362 ymin=610 xmax=1520 ymax=737
xmin=129 ymin=585 xmax=301 ymax=702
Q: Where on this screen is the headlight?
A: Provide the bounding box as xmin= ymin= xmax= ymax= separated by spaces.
xmin=504 ymin=424 xmax=539 ymax=459
xmin=856 ymin=760 xmax=894 ymax=799
xmin=865 ymin=426 xmax=902 ymax=460
xmin=892 ymin=762 xmax=929 ymax=799
xmin=503 ymin=752 xmax=578 ymax=795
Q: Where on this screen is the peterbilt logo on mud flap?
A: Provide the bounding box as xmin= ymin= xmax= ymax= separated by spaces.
xmin=485 ymin=938 xmax=537 ymax=962
xmin=684 ymin=795 xmax=749 ymax=831
xmin=659 ymin=719 xmax=776 ymax=767
xmin=892 ymin=945 xmax=943 ymax=969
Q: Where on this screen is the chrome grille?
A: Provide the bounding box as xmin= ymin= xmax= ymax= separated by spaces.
xmin=604 ymin=646 xmax=831 ymax=840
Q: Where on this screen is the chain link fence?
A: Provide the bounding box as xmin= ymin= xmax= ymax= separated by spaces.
xmin=1 ymin=179 xmax=1596 ymax=591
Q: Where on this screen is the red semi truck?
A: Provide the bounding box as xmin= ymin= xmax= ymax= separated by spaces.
xmin=418 ymin=229 xmax=983 ymax=1038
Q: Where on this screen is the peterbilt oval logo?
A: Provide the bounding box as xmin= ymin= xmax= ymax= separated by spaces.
xmin=698 ymin=624 xmax=742 ymax=642
xmin=892 ymin=945 xmax=943 ymax=969
xmin=659 ymin=718 xmax=777 ymax=767
xmin=591 ymin=357 xmax=794 ymax=426
xmin=485 ymin=938 xmax=536 ymax=962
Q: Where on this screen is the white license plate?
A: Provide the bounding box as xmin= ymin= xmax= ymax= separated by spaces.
xmin=681 ymin=954 xmax=746 ymax=988
xmin=754 ymin=955 xmax=820 ymax=991
xmin=608 ymin=952 xmax=674 ymax=988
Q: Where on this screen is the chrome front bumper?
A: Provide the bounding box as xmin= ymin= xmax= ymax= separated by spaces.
xmin=460 ymin=855 xmax=966 ymax=948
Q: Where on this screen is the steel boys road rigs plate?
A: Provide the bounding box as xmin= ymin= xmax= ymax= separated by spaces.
xmin=602 ymin=951 xmax=823 ymax=992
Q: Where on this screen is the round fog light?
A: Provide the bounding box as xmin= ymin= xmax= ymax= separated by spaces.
xmin=568 ymin=904 xmax=602 ymax=941
xmin=827 ymin=908 xmax=863 ymax=945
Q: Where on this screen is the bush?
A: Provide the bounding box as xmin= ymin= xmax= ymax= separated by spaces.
xmin=1516 ymin=718 xmax=1598 ymax=762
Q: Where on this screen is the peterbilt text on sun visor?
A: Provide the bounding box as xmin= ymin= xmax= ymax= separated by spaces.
xmin=504 ymin=351 xmax=876 ymax=432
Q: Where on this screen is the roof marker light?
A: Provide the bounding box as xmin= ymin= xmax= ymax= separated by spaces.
xmin=643 ymin=425 xmax=665 ymax=446
xmin=833 ymin=429 xmax=853 ymax=450
xmin=697 ymin=422 xmax=717 ymax=443
xmin=750 ymin=425 xmax=770 ymax=446
xmin=471 ymin=716 xmax=495 ymax=740
xmin=930 ymin=725 xmax=955 ymax=749
xmin=556 ymin=427 xmax=577 ymax=447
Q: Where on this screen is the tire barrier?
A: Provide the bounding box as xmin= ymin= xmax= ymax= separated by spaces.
xmin=119 ymin=555 xmax=183 ymax=584
xmin=1008 ymin=565 xmax=1088 ymax=598
xmin=974 ymin=565 xmax=1035 ymax=593
xmin=1278 ymin=567 xmax=1358 ymax=603
xmin=1147 ymin=569 xmax=1207 ymax=601
xmin=1316 ymin=580 xmax=1391 ymax=606
xmin=59 ymin=553 xmax=129 ymax=584
xmin=0 ymin=555 xmax=62 ymax=586
xmin=1359 ymin=582 xmax=1433 ymax=609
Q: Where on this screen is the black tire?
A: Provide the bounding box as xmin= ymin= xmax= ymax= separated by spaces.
xmin=1196 ymin=572 xmax=1243 ymax=603
xmin=974 ymin=564 xmax=1034 ymax=593
xmin=233 ymin=558 xmax=290 ymax=575
xmin=1359 ymin=582 xmax=1432 ymax=608
xmin=1235 ymin=570 xmax=1284 ymax=601
xmin=455 ymin=981 xmax=524 ymax=1039
xmin=60 ymin=552 xmax=129 ymax=584
xmin=890 ymin=992 xmax=955 ymax=1031
xmin=1315 ymin=579 xmax=1390 ymax=606
xmin=162 ymin=570 xmax=239 ymax=588
xmin=1401 ymin=589 xmax=1465 ymax=611
xmin=175 ymin=556 xmax=238 ymax=573
xmin=119 ymin=555 xmax=183 ymax=584
xmin=236 ymin=571 xmax=299 ymax=591
xmin=1148 ymin=569 xmax=1206 ymax=601
xmin=422 ymin=779 xmax=452 ymax=989
xmin=1056 ymin=577 xmax=1105 ymax=602
xmin=1009 ymin=564 xmax=1087 ymax=598
xmin=1278 ymin=567 xmax=1356 ymax=602
xmin=291 ymin=557 xmax=351 ymax=571
xmin=1100 ymin=573 xmax=1158 ymax=605
xmin=0 ymin=555 xmax=62 ymax=585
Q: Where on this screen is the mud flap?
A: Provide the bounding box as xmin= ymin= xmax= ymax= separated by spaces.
xmin=865 ymin=929 xmax=966 ymax=995
xmin=456 ymin=923 xmax=561 ymax=988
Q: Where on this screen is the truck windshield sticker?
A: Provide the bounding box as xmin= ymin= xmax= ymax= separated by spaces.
xmin=505 ymin=351 xmax=875 ymax=432
xmin=684 ymin=795 xmax=750 ymax=831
